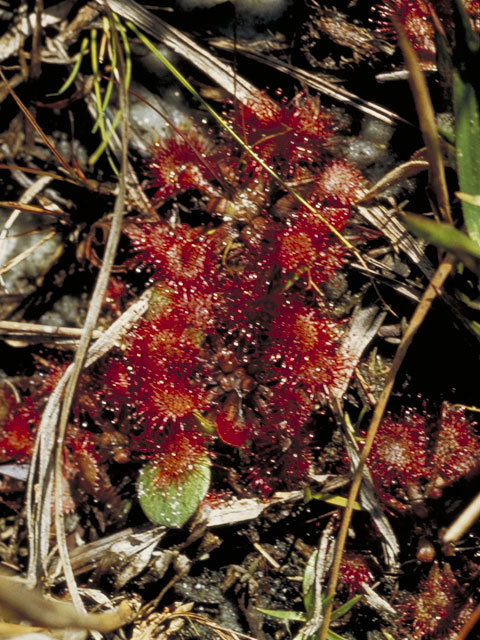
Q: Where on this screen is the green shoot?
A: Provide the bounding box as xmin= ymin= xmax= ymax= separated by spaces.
xmin=51 ymin=36 xmax=89 ymax=96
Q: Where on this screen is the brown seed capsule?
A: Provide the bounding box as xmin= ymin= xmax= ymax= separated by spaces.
xmin=113 ymin=448 xmax=130 ymax=464
xmin=416 ymin=537 xmax=436 ymax=563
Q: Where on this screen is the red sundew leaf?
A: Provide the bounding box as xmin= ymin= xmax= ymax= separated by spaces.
xmin=136 ymin=423 xmax=208 ymax=479
xmin=102 ymin=357 xmax=132 ymax=403
xmin=245 ymin=426 xmax=313 ymax=497
xmin=400 ymin=562 xmax=476 ymax=640
xmin=232 ymin=90 xmax=281 ymax=133
xmin=312 ymin=160 xmax=364 ymax=210
xmin=263 ymin=302 xmax=345 ymax=392
xmin=282 ymin=94 xmax=335 ymax=166
xmin=365 ymin=405 xmax=480 ymax=511
xmin=0 ymin=401 xmax=38 ymax=463
xmin=284 ymin=93 xmax=334 ymax=144
xmin=429 ymin=403 xmax=480 ymax=493
xmin=228 ymin=91 xmax=334 ymax=174
xmin=147 ymin=284 xmax=216 ymax=335
xmin=140 ymin=378 xmax=205 ymax=422
xmin=0 ymin=365 xmax=74 ymax=464
xmin=260 ymin=384 xmax=315 ymax=436
xmin=338 ymin=553 xmax=374 ymax=595
xmin=131 ymin=357 xmax=207 ymax=422
xmin=215 ymin=257 xmax=281 ymax=336
xmin=277 ymin=226 xmax=317 ymax=272
xmin=104 ymin=276 xmax=129 ymax=316
xmin=277 ymin=435 xmax=313 ymax=482
xmin=276 ymin=162 xmax=358 ymax=279
xmin=215 ymin=391 xmax=252 ymax=447
xmin=131 ymin=315 xmax=201 ymax=373
xmin=376 ymin=0 xmax=437 ymax=64
xmin=121 ymin=308 xmax=208 ymax=423
xmin=125 ymin=223 xmax=207 ymax=285
xmin=124 ymin=222 xmax=223 ymax=296
xmin=276 ymin=209 xmax=350 ymax=279
xmin=367 ymin=412 xmax=429 ymax=488
xmin=68 ymin=429 xmax=102 ymax=497
xmin=149 ymin=132 xmax=220 ymax=201
xmin=309 ymin=239 xmax=350 ymax=284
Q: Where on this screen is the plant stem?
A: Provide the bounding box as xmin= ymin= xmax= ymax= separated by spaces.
xmin=318 ymin=254 xmax=455 ymax=640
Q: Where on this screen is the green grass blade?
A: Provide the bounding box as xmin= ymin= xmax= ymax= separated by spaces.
xmin=51 ymin=36 xmax=89 ymax=96
xmin=113 ymin=13 xmax=132 ymax=92
xmin=90 ymin=28 xmax=104 ymax=135
xmin=453 ymin=71 xmax=480 ymax=244
xmin=391 ymin=15 xmax=451 ymax=224
xmin=88 ymin=108 xmax=122 ymax=166
xmin=92 ymin=17 xmax=117 ymax=136
xmin=452 ymin=0 xmax=480 ymax=244
xmin=89 ymin=15 xmax=130 ymax=171
xmin=327 ymin=630 xmax=351 ymax=640
xmin=256 ymin=608 xmax=306 ymax=622
xmin=330 ymin=595 xmax=363 ymax=621
xmin=91 ymin=20 xmax=117 ymax=135
xmin=306 ymin=493 xmax=362 ymax=510
xmin=403 ymin=212 xmax=480 ymax=272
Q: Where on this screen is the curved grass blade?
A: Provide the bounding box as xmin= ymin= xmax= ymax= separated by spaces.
xmin=403 ymin=212 xmax=480 ymax=271
xmin=89 ymin=14 xmax=131 ymax=172
xmin=91 ymin=19 xmax=117 ymax=135
xmin=113 ymin=12 xmax=132 ymax=93
xmin=256 ymin=609 xmax=306 ymax=623
xmin=88 ymin=107 xmax=122 ymax=166
xmin=51 ymin=36 xmax=89 ymax=97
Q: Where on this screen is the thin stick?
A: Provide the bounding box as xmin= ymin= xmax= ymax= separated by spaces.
xmin=0 ymin=320 xmax=103 ymax=340
xmin=318 ymin=254 xmax=455 ymax=640
xmin=443 ymin=489 xmax=480 ymax=544
xmin=0 ymin=69 xmax=74 ymax=176
xmin=392 ymin=16 xmax=452 ymax=224
xmin=454 ymin=602 xmax=480 ymax=640
xmin=0 ymin=228 xmax=56 ymax=275
xmin=0 ymin=575 xmax=133 ymax=632
xmin=0 ymin=175 xmax=53 ymax=289
xmin=51 ymin=7 xmax=129 ymax=611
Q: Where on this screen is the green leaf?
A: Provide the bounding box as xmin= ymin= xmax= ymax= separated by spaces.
xmin=256 ymin=608 xmax=307 ymax=622
xmin=331 ymin=594 xmax=363 ymax=621
xmin=51 ymin=36 xmax=89 ymax=96
xmin=326 ymin=630 xmax=351 ymax=640
xmin=457 ymin=192 xmax=480 ymax=207
xmin=137 ymin=454 xmax=211 ymax=528
xmin=307 ymin=493 xmax=362 ymax=510
xmin=302 ymin=550 xmax=318 ymax=617
xmin=402 ymin=213 xmax=480 ymax=267
xmin=451 ymin=0 xmax=480 ymax=244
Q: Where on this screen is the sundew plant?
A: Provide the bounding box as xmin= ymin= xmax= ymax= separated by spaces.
xmin=0 ymin=1 xmax=480 ymax=639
